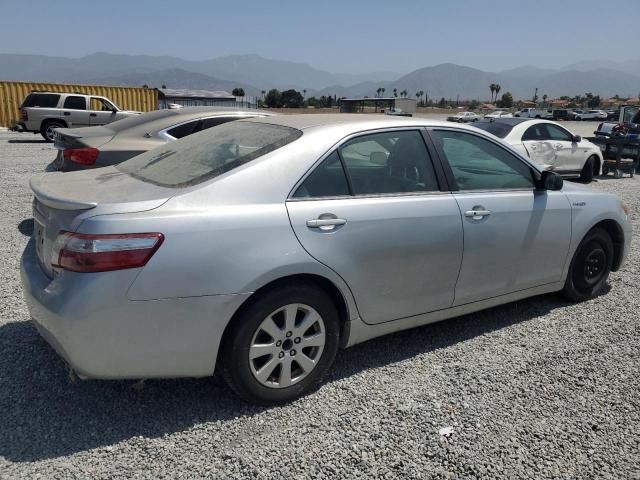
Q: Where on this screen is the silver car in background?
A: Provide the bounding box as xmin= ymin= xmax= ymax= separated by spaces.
xmin=52 ymin=107 xmax=273 ymax=171
xmin=21 ymin=114 xmax=631 ymax=405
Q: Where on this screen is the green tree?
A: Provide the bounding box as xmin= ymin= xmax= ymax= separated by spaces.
xmin=400 ymin=89 xmax=408 ymax=98
xmin=438 ymin=97 xmax=447 ymax=107
xmin=469 ymin=100 xmax=480 ymax=110
xmin=588 ymin=95 xmax=601 ymax=108
xmin=280 ymin=89 xmax=304 ymax=108
xmin=232 ymin=87 xmax=245 ymax=97
xmin=264 ymin=89 xmax=282 ymax=108
xmin=494 ymin=84 xmax=501 ymax=103
xmin=498 ymin=92 xmax=513 ymax=108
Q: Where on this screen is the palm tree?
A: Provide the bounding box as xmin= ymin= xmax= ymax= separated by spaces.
xmin=489 ymin=83 xmax=496 ymax=103
xmin=393 ymin=88 xmax=398 ymax=98
xmin=542 ymin=94 xmax=548 ymax=107
xmin=381 ymin=88 xmax=386 ymax=97
xmin=494 ymin=84 xmax=501 ymax=103
xmin=261 ymin=90 xmax=266 ymax=99
xmin=400 ymin=89 xmax=407 ymax=98
xmin=303 ymin=89 xmax=306 ymax=98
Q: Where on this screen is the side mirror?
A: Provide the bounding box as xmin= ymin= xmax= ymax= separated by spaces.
xmin=572 ymin=135 xmax=581 ymax=143
xmin=111 ymin=107 xmax=118 ymax=114
xmin=539 ymin=170 xmax=563 ymax=191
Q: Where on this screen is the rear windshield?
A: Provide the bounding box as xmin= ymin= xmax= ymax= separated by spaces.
xmin=105 ymin=109 xmax=175 ymax=132
xmin=21 ymin=93 xmax=60 ymax=108
xmin=472 ymin=120 xmax=514 ymax=139
xmin=117 ymin=121 xmax=302 ymax=187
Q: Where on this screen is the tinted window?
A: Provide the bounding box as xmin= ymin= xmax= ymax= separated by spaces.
xmin=544 ymin=124 xmax=572 ymax=141
xmin=522 ymin=124 xmax=545 ymax=141
xmin=63 ymin=96 xmax=86 ymax=110
xmin=118 ymin=121 xmax=302 ymax=188
xmin=431 ymin=130 xmax=534 ymax=190
xmin=473 ymin=120 xmax=515 ymax=139
xmin=199 ymin=116 xmax=237 ymax=131
xmin=166 ymin=120 xmax=199 ymax=139
xmin=21 ymin=93 xmax=60 ymax=108
xmin=292 ymin=151 xmax=350 ymax=198
xmin=338 ymin=130 xmax=438 ymax=195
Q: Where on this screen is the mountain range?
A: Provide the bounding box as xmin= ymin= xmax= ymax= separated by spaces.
xmin=0 ymin=52 xmax=638 ymax=101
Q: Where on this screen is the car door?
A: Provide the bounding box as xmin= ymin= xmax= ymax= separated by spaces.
xmin=62 ymin=95 xmax=91 ymax=127
xmin=521 ymin=123 xmax=557 ymax=167
xmin=89 ymin=97 xmax=117 ymax=125
xmin=286 ymin=129 xmax=463 ymax=325
xmin=542 ymin=123 xmax=585 ymax=172
xmin=428 ymin=128 xmax=571 ymax=306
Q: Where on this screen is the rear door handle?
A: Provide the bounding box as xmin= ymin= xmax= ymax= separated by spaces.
xmin=63 ymin=112 xmax=70 ymax=116
xmin=89 ymin=113 xmax=97 ymax=117
xmin=306 ymin=218 xmax=347 ymax=228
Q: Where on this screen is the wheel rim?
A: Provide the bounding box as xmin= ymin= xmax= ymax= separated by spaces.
xmin=582 ymin=247 xmax=606 ymax=285
xmin=249 ymin=303 xmax=325 ymax=389
xmin=46 ymin=124 xmax=58 ymax=140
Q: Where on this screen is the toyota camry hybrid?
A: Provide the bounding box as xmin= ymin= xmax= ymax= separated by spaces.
xmin=21 ymin=114 xmax=631 ymax=404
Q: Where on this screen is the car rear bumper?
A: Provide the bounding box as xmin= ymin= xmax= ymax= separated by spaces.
xmin=20 ymin=239 xmax=250 ymax=379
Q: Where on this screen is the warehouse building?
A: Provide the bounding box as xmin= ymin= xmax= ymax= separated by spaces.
xmin=339 ymin=97 xmax=417 ymax=114
xmin=158 ymin=88 xmax=257 ymax=109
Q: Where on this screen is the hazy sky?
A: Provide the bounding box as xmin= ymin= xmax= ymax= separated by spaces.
xmin=1 ymin=0 xmax=638 ymax=74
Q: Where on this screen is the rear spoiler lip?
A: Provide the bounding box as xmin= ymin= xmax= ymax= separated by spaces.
xmin=29 ymin=176 xmax=97 ymax=211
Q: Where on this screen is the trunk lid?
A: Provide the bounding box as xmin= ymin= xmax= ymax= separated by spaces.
xmin=30 ymin=167 xmax=175 ymax=278
xmin=54 ymin=126 xmax=116 ymax=150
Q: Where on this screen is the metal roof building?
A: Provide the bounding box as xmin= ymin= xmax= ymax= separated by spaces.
xmin=339 ymin=97 xmax=416 ymax=114
xmin=158 ymin=88 xmax=256 ymax=109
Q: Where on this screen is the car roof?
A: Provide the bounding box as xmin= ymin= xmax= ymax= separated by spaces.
xmin=238 ymin=113 xmax=454 ymax=131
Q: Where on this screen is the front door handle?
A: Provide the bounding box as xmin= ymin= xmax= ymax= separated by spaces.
xmin=63 ymin=112 xmax=70 ymax=116
xmin=464 ymin=208 xmax=491 ymax=220
xmin=306 ymin=214 xmax=347 ymax=231
xmin=89 ymin=113 xmax=97 ymax=117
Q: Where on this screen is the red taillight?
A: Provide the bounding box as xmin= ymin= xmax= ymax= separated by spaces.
xmin=21 ymin=109 xmax=28 ymax=121
xmin=63 ymin=147 xmax=100 ymax=165
xmin=52 ymin=232 xmax=164 ymax=273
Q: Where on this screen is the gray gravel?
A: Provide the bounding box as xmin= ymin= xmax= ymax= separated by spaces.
xmin=0 ymin=129 xmax=638 ymax=479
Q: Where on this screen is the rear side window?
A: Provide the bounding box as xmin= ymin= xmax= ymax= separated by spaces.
xmin=473 ymin=120 xmax=515 ymax=139
xmin=165 ymin=120 xmax=200 ymax=139
xmin=431 ymin=130 xmax=534 ymax=191
xmin=63 ymin=96 xmax=87 ymax=110
xmin=522 ymin=124 xmax=545 ymax=141
xmin=21 ymin=93 xmax=60 ymax=108
xmin=292 ymin=152 xmax=350 ymax=198
xmin=118 ymin=121 xmax=302 ymax=187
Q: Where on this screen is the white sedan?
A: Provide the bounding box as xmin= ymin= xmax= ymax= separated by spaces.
xmin=474 ymin=118 xmax=603 ymax=182
xmin=575 ymin=110 xmax=608 ymax=121
xmin=484 ymin=110 xmax=513 ymax=119
xmin=447 ymin=111 xmax=481 ymax=123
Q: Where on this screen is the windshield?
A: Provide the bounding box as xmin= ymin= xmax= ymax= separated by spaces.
xmin=117 ymin=121 xmax=302 ymax=187
xmin=472 ymin=120 xmax=514 ymax=139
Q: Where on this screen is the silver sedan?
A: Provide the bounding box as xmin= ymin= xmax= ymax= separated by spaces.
xmin=21 ymin=114 xmax=632 ymax=404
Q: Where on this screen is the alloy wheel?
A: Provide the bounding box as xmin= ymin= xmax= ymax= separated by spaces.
xmin=249 ymin=303 xmax=325 ymax=389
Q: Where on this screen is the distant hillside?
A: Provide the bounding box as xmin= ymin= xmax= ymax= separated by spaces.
xmin=1 ymin=52 xmax=639 ymax=100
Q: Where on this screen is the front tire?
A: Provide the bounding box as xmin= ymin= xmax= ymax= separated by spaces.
xmin=562 ymin=228 xmax=613 ymax=302
xmin=579 ymin=156 xmax=596 ymax=183
xmin=220 ymin=282 xmax=340 ymax=405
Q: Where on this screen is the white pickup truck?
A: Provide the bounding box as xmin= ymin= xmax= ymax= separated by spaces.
xmin=19 ymin=91 xmax=140 ymax=141
xmin=513 ymin=108 xmax=553 ymax=119
xmin=594 ymin=105 xmax=640 ymax=139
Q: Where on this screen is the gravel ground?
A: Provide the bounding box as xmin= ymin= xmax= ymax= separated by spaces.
xmin=0 ymin=129 xmax=638 ymax=479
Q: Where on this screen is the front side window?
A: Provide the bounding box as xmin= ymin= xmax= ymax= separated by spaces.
xmin=118 ymin=121 xmax=302 ymax=187
xmin=431 ymin=130 xmax=534 ymax=191
xmin=90 ymin=97 xmax=115 ymax=111
xmin=63 ymin=96 xmax=86 ymax=110
xmin=339 ymin=130 xmax=439 ymax=195
xmin=544 ymin=124 xmax=572 ymax=141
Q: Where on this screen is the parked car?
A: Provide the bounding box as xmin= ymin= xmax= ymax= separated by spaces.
xmin=384 ymin=108 xmax=412 ymax=117
xmin=474 ymin=118 xmax=603 ymax=182
xmin=552 ymin=109 xmax=571 ymax=121
xmin=574 ymin=110 xmax=608 ymax=121
xmin=21 ymin=115 xmax=631 ymax=404
xmin=570 ymin=110 xmax=585 ymax=120
xmin=484 ymin=110 xmax=512 ymax=119
xmin=51 ymin=107 xmax=273 ymax=171
xmin=447 ymin=111 xmax=481 ymax=122
xmin=513 ymin=108 xmax=548 ymax=119
xmin=19 ymin=91 xmax=140 ymax=141
xmin=595 ymin=105 xmax=640 ymax=138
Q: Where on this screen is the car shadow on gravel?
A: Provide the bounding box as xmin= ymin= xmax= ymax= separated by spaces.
xmin=0 ymin=292 xmax=575 ymax=463
xmin=8 ymin=139 xmax=47 ymax=144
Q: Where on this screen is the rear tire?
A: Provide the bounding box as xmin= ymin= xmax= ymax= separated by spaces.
xmin=220 ymin=282 xmax=340 ymax=405
xmin=579 ymin=156 xmax=595 ymax=183
xmin=40 ymin=120 xmax=65 ymax=142
xmin=562 ymin=228 xmax=613 ymax=302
